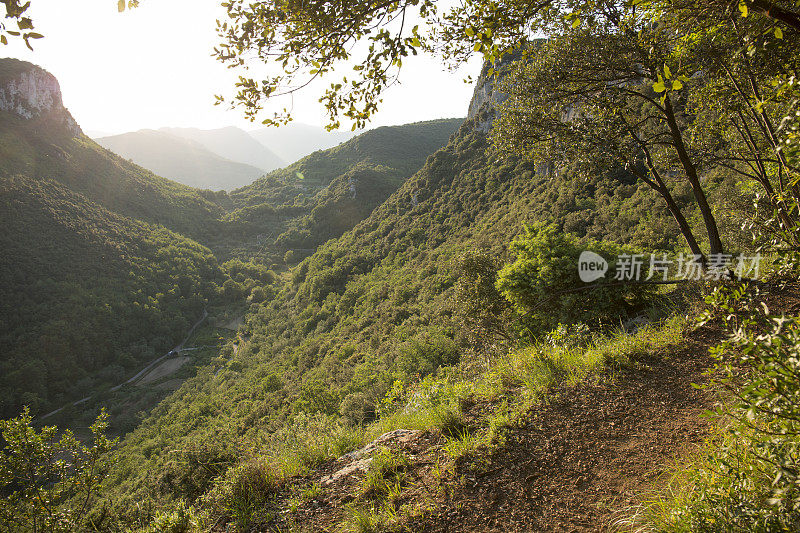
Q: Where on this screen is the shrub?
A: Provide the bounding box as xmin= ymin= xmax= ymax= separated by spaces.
xmin=146 ymin=501 xmax=197 ymax=533
xmin=453 ymin=249 xmax=516 ymax=356
xmin=203 ymin=458 xmax=278 ymax=530
xmin=0 ymin=409 xmax=117 ymax=533
xmin=360 ymin=447 xmax=410 ymax=500
xmin=496 ymin=222 xmax=652 ymax=332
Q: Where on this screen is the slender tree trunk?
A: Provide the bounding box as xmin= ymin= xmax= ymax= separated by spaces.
xmin=663 ymin=96 xmax=725 ymax=254
xmin=749 ymin=0 xmax=800 ymax=32
xmin=659 ymin=187 xmax=707 ymax=262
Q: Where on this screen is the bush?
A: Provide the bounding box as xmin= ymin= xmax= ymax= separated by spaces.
xmin=146 ymin=501 xmax=197 ymax=533
xmin=203 ymin=458 xmax=278 ymax=530
xmin=496 ymin=223 xmax=652 ymax=332
xmin=453 ymin=249 xmax=516 ymax=356
xmin=0 ymin=409 xmax=117 ymax=532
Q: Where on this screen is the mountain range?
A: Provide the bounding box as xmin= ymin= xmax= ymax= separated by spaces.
xmin=95 ymin=129 xmax=272 ymax=191
xmin=93 ymin=123 xmax=361 ymax=191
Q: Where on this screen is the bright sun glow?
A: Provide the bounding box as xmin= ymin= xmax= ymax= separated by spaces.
xmin=2 ymin=0 xmax=481 ymax=135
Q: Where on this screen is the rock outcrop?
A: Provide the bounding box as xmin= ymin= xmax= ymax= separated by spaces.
xmin=0 ymin=58 xmax=81 ymax=136
xmin=466 ymin=48 xmax=526 ymax=133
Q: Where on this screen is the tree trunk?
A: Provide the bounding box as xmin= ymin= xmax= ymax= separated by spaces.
xmin=659 ymin=187 xmax=708 ymax=263
xmin=749 ymin=0 xmax=800 ymax=32
xmin=663 ymin=96 xmax=725 ymax=254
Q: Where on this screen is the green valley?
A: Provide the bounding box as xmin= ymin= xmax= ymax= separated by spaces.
xmin=2 ymin=1 xmax=800 ymax=532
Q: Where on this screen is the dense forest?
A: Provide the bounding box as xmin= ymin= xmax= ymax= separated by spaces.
xmin=2 ymin=0 xmax=800 ymax=531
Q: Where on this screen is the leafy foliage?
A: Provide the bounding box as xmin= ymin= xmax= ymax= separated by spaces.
xmin=496 ymin=223 xmax=653 ymax=330
xmin=0 ymin=408 xmax=117 ymax=532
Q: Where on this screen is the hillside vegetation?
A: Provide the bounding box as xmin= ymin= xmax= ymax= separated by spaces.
xmin=0 ymin=111 xmax=227 ymax=241
xmin=0 ymin=60 xmax=463 ymax=427
xmin=3 ymin=1 xmax=800 ymax=530
xmin=221 ymin=118 xmax=463 ymax=260
xmin=89 ymin=112 xmax=721 ymax=526
xmin=0 ymin=174 xmax=225 ymax=419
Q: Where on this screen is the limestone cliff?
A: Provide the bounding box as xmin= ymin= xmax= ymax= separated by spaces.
xmin=0 ymin=58 xmax=81 ymax=136
xmin=466 ymin=48 xmax=526 ymax=133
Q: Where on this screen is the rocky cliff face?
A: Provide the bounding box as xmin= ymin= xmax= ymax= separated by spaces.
xmin=466 ymin=49 xmax=525 ymax=133
xmin=466 ymin=63 xmax=507 ymax=134
xmin=465 ymin=43 xmax=554 ymax=177
xmin=0 ymin=59 xmax=81 ymax=136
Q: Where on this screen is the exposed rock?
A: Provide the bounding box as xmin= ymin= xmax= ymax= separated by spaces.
xmin=320 ymin=429 xmax=421 ymax=486
xmin=466 ymin=48 xmax=525 ymax=133
xmin=0 ymin=58 xmax=81 ymax=136
xmin=623 ymin=315 xmax=651 ymax=333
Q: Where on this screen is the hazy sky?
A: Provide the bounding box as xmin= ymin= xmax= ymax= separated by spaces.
xmin=3 ymin=0 xmax=481 ymax=135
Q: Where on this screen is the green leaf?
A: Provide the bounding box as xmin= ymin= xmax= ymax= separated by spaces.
xmin=671 ymin=79 xmax=683 ymax=90
xmin=775 ymin=27 xmax=784 ymax=39
xmin=653 ymin=78 xmax=666 ymax=93
xmin=572 ymin=17 xmax=581 ymax=29
xmin=465 ymin=27 xmax=475 ymax=38
xmin=473 ymin=42 xmax=483 ymax=52
xmin=739 ymin=0 xmax=748 ymax=17
xmin=664 ymin=64 xmax=671 ymax=78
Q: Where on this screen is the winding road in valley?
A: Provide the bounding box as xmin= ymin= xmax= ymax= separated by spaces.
xmin=39 ymin=310 xmax=208 ymax=421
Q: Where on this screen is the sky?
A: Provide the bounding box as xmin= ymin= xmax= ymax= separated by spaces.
xmin=2 ymin=0 xmax=482 ymax=136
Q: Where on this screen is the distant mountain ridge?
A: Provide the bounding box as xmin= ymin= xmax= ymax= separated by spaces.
xmin=248 ymin=123 xmax=357 ymax=163
xmin=95 ymin=129 xmax=268 ymax=191
xmin=159 ymin=126 xmax=284 ymax=171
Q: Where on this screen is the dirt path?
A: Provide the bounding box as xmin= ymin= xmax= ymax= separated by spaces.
xmin=411 ymin=329 xmax=720 ymax=532
xmin=137 ymin=356 xmax=191 ymax=386
xmin=40 ymin=309 xmax=208 ymax=420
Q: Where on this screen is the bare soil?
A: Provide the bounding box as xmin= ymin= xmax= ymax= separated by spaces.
xmin=407 ymin=329 xmax=720 ymax=533
xmin=137 ymin=356 xmax=190 ymax=386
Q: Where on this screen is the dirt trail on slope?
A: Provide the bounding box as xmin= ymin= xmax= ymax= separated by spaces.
xmin=409 ymin=329 xmax=721 ymax=533
xmin=137 ymin=356 xmax=191 ymax=386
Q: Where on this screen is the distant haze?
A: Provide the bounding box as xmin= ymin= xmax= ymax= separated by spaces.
xmin=249 ymin=124 xmax=358 ymax=163
xmin=1 ymin=0 xmax=481 ymax=135
xmin=93 ymin=123 xmax=366 ymax=190
xmin=160 ymin=126 xmax=284 ymax=171
xmin=95 ymin=129 xmax=268 ymax=191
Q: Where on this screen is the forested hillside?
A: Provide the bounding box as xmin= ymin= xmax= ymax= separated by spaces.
xmin=0 ymin=60 xmax=462 ymax=426
xmin=221 ymin=118 xmax=462 ymax=260
xmin=91 ymin=107 xmax=722 ymax=525
xmin=0 ymin=116 xmax=227 ymax=242
xmin=3 ymin=0 xmax=800 ymax=529
xmin=0 ymin=174 xmax=225 ymax=419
